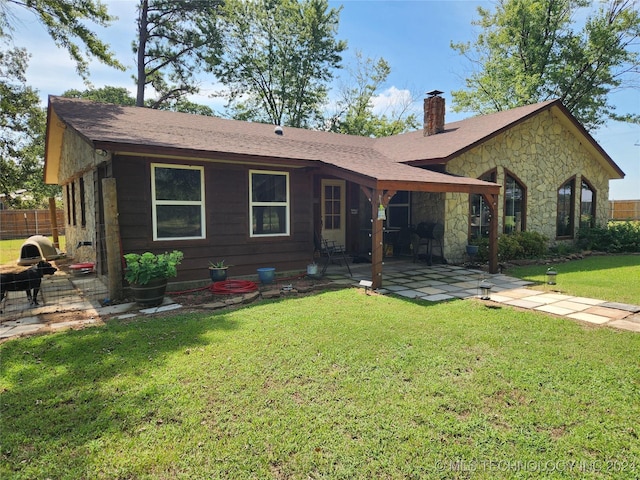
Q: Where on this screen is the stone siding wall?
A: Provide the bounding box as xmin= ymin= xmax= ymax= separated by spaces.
xmin=444 ymin=109 xmax=611 ymax=261
xmin=58 ymin=129 xmax=109 ymax=263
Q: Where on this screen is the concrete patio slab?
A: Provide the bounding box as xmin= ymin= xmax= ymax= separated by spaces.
xmin=567 ymin=296 xmax=607 ymax=306
xmin=504 ymin=298 xmax=546 ymax=309
xmin=600 ymin=302 xmax=640 ymax=313
xmin=583 ymin=306 xmax=630 ymax=320
xmin=421 ymin=293 xmax=455 ymax=302
xmin=497 ymin=288 xmax=542 ymax=299
xmin=552 ymin=300 xmax=592 ymax=312
xmin=535 ymin=304 xmax=577 ymax=316
xmin=568 ymin=312 xmax=611 ymax=325
xmin=607 ymin=319 xmax=640 ymax=332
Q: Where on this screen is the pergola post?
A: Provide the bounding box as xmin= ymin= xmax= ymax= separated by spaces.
xmin=483 ymin=192 xmax=499 ymax=274
xmin=102 ymin=178 xmax=124 ymax=301
xmin=361 ymin=186 xmax=396 ymax=290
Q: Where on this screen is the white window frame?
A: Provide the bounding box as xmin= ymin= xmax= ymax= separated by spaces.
xmin=249 ymin=169 xmax=290 ymax=238
xmin=151 ymin=163 xmax=206 ymax=241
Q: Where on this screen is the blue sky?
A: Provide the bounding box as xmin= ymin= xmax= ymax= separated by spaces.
xmin=11 ymin=0 xmax=639 ymax=199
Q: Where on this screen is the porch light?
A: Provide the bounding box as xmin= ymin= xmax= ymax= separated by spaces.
xmin=546 ymin=267 xmax=557 ymax=285
xmin=359 ymin=279 xmax=373 ymax=295
xmin=479 ymin=279 xmax=494 ymax=300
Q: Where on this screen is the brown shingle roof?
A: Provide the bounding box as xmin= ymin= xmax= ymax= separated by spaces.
xmin=376 ymin=100 xmax=557 ymax=163
xmin=45 ymin=95 xmax=622 ymax=190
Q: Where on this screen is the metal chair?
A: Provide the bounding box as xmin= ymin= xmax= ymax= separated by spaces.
xmin=318 ymin=237 xmax=352 ymax=276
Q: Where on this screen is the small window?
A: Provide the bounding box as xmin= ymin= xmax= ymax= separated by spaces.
xmin=580 ymin=179 xmax=596 ymax=229
xmin=151 ymin=164 xmax=205 ymax=240
xmin=504 ymin=172 xmax=526 ymax=234
xmin=557 ymin=178 xmax=575 ymax=238
xmin=66 ymin=184 xmax=71 ymax=226
xmin=79 ymin=177 xmax=86 ymax=228
xmin=71 ymin=181 xmax=77 ymax=226
xmin=387 ymin=191 xmax=410 ymax=229
xmin=250 ymin=170 xmax=290 ymax=237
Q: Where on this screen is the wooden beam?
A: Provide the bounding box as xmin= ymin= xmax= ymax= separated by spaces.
xmin=365 ymin=188 xmax=398 ymax=290
xmin=48 ymin=197 xmax=59 ymax=249
xmin=371 ymin=189 xmax=384 ymax=289
xmin=102 ymin=178 xmax=124 ymax=301
xmin=483 ymin=192 xmax=499 ymax=274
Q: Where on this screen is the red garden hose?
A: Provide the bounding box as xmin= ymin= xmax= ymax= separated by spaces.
xmin=208 ymin=280 xmax=259 ymax=295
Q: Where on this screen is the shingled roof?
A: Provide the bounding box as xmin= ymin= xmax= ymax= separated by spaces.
xmin=44 ymin=96 xmax=622 ymax=191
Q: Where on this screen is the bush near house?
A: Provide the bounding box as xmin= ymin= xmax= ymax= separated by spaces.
xmin=577 ymin=221 xmax=640 ymax=253
xmin=473 ymin=222 xmax=640 ymax=264
xmin=472 ymin=231 xmax=548 ymax=263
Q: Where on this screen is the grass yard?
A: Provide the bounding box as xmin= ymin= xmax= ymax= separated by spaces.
xmin=505 ymin=254 xmax=640 ymax=305
xmin=1 ymin=290 xmax=639 ymax=479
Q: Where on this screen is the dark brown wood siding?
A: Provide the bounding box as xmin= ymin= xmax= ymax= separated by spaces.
xmin=113 ymin=155 xmax=314 ymax=282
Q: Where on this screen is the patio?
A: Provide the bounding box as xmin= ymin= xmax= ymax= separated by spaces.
xmin=326 ymin=259 xmax=533 ymax=301
xmin=2 ymin=258 xmax=639 ymax=340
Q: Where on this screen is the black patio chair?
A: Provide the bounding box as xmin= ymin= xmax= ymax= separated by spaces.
xmin=315 ymin=232 xmax=352 ymax=276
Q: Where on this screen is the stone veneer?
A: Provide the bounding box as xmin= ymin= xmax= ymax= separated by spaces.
xmin=444 ymin=109 xmax=611 ymax=263
xmin=58 ymin=129 xmax=110 ymax=263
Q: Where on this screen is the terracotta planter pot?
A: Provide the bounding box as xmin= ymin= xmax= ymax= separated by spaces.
xmin=129 ymin=277 xmax=168 ymax=307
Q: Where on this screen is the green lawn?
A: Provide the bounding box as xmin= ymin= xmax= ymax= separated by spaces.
xmin=2 ymin=290 xmax=639 ymax=479
xmin=505 ymin=254 xmax=640 ymax=305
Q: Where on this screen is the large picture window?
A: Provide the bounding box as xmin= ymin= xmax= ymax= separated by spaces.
xmin=469 ymin=170 xmax=496 ymax=240
xmin=557 ymin=178 xmax=575 ymax=238
xmin=250 ymin=170 xmax=290 ymax=237
xmin=580 ymin=179 xmax=596 ymax=229
xmin=151 ymin=164 xmax=205 ymax=240
xmin=504 ymin=172 xmax=526 ymax=234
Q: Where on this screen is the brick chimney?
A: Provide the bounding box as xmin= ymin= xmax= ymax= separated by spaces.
xmin=424 ymin=90 xmax=445 ymax=136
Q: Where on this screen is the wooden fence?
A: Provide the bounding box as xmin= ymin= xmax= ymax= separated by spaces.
xmin=609 ymin=200 xmax=640 ymax=221
xmin=0 ymin=209 xmax=65 ymax=240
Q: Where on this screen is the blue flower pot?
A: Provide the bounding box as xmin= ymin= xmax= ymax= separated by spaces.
xmin=257 ymin=267 xmax=276 ymax=284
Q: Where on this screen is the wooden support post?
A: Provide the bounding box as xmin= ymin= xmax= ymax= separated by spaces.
xmin=102 ymin=178 xmax=123 ymax=301
xmin=48 ymin=197 xmax=59 ymax=249
xmin=361 ymin=187 xmax=397 ymax=290
xmin=371 ymin=192 xmax=384 ymax=289
xmin=483 ymin=193 xmax=499 ymax=274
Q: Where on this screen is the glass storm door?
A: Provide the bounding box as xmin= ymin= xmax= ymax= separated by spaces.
xmin=321 ymin=179 xmax=346 ymax=245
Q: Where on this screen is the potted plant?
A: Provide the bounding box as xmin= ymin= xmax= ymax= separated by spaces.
xmin=124 ymin=250 xmax=184 ymax=306
xmin=208 ymin=259 xmax=230 ymax=282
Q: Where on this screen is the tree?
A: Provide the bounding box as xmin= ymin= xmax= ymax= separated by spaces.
xmin=134 ymin=0 xmax=223 ymax=108
xmin=62 ymin=85 xmax=215 ymax=115
xmin=1 ymin=0 xmax=123 ymax=207
xmin=1 ymin=0 xmax=122 ymax=79
xmin=63 ymin=86 xmax=136 ymax=106
xmin=325 ymin=51 xmax=419 ymax=137
xmin=0 ymin=44 xmax=57 ymax=208
xmin=210 ymin=0 xmax=346 ymax=127
xmin=451 ymin=0 xmax=640 ymax=130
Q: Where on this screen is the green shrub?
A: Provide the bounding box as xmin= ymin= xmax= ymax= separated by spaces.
xmin=577 ymin=222 xmax=640 ymax=252
xmin=498 ymin=234 xmax=524 ymax=261
xmin=515 ymin=231 xmax=548 ymax=258
xmin=124 ymin=250 xmax=184 ymax=285
xmin=470 ymin=231 xmax=548 ymax=263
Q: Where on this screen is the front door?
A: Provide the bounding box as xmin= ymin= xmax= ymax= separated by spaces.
xmin=321 ymin=179 xmax=346 ymax=246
